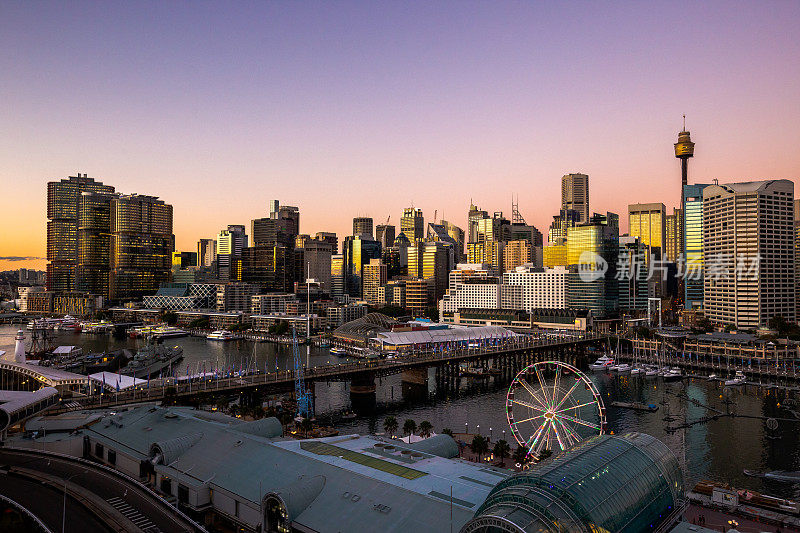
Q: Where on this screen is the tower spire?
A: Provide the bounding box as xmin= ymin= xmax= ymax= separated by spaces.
xmin=682 ymin=114 xmax=686 ymax=131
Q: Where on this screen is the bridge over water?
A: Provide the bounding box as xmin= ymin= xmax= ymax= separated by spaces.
xmin=41 ymin=331 xmax=608 ymax=414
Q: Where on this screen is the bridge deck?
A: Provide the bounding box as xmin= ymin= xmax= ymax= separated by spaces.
xmin=51 ymin=333 xmax=606 ymax=412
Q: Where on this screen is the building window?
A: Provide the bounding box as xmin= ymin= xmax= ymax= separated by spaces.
xmin=107 ymin=450 xmax=116 ymax=465
xmin=161 ymin=477 xmax=172 ymax=495
xmin=95 ymin=443 xmax=104 ymax=458
xmin=235 ymin=499 xmax=240 ymax=518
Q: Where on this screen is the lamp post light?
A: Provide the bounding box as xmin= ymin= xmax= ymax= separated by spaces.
xmin=489 ymin=427 xmax=493 ymax=440
xmin=476 ymin=424 xmax=480 ymax=436
xmin=465 ymin=422 xmax=468 ymax=434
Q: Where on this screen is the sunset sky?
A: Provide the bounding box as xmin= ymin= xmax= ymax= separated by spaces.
xmin=2 ymin=2 xmax=799 ymax=271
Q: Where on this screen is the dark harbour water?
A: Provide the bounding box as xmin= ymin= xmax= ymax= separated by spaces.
xmin=3 ymin=325 xmax=800 ymax=499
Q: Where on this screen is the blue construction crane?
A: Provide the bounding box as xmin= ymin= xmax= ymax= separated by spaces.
xmin=292 ymin=327 xmax=313 ymax=418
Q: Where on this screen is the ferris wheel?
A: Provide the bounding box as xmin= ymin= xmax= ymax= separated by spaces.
xmin=506 ymin=361 xmax=606 ymax=458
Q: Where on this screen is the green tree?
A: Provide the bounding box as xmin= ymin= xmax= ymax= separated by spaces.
xmin=493 ymin=439 xmax=511 ymax=466
xmin=424 ymin=306 xmax=439 ymax=321
xmin=441 ymin=428 xmax=453 ymax=437
xmin=403 ymin=419 xmax=417 ymax=438
xmin=275 ymin=321 xmax=289 ymax=335
xmin=471 ymin=434 xmax=489 ymax=461
xmin=383 ymin=416 xmax=399 ymax=438
xmin=418 ymin=420 xmax=433 ymax=439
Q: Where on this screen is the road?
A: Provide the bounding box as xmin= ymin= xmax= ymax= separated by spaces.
xmin=0 ymin=448 xmax=203 ymax=533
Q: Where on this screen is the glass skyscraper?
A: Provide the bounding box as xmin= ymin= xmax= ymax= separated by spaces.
xmin=682 ymin=183 xmax=709 ymax=309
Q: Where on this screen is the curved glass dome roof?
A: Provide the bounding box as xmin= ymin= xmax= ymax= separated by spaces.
xmin=461 ymin=432 xmax=683 ymax=533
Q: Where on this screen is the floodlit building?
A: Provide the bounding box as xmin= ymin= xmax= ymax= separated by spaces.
xmin=628 ymin=202 xmax=665 ymax=258
xmin=217 ymin=225 xmax=248 ymax=281
xmin=502 ymin=266 xmax=568 ymax=311
xmin=683 ymin=183 xmax=710 ymax=310
xmin=197 ymin=238 xmax=216 ymax=267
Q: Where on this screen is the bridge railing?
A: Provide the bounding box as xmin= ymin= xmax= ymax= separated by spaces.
xmin=60 ymin=331 xmax=607 ymax=410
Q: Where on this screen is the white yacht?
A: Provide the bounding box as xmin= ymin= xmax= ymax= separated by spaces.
xmin=644 ymin=366 xmax=659 ymax=378
xmin=330 ymin=347 xmax=348 ymax=356
xmin=612 ymin=363 xmax=632 ymax=373
xmin=725 ymin=370 xmax=746 ymax=386
xmin=663 ymin=368 xmax=683 ymax=382
xmin=207 ymin=330 xmax=236 ymax=341
xmin=589 ymin=355 xmax=614 ymax=371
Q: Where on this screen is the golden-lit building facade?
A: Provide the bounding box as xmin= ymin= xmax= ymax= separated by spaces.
xmin=503 ymin=240 xmax=532 ymax=272
xmin=47 ymin=174 xmax=115 ymax=294
xmin=467 ymin=241 xmax=503 ymax=274
xmin=109 ymin=194 xmax=174 ymax=302
xmin=543 ymin=244 xmax=567 ymax=268
xmin=628 ymin=203 xmax=665 ymax=254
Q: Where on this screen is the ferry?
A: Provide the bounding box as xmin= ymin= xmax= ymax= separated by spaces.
xmin=725 ymin=370 xmax=746 ymax=386
xmin=589 ymin=355 xmax=614 ymax=371
xmin=207 ymin=330 xmax=236 ymax=341
xmin=150 ymin=326 xmax=189 ymax=340
xmin=81 ymin=320 xmax=114 ymax=334
xmin=329 ymin=347 xmax=348 ymax=356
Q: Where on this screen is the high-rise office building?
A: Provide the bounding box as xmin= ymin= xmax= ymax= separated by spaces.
xmin=241 ymin=245 xmax=294 ymax=293
xmin=405 ymin=278 xmax=433 ymax=317
xmin=561 ymin=173 xmax=590 ymax=224
xmin=216 ymin=225 xmax=248 ymax=281
xmin=467 ymin=240 xmax=504 ymax=274
xmin=475 ymin=213 xmax=510 ymax=243
xmin=565 ymin=212 xmax=619 ymax=316
xmin=172 ymin=252 xmax=198 ymax=270
xmin=416 ymin=241 xmax=455 ymax=300
xmin=548 ymin=209 xmax=580 ymax=245
xmin=75 ymin=190 xmax=117 ymax=297
xmin=198 ymin=238 xmax=216 ymax=267
xmin=664 ymin=209 xmax=682 ymax=262
xmin=795 ymin=200 xmax=800 ymax=321
xmin=439 ymin=220 xmax=466 ymax=262
xmin=401 ymin=208 xmax=424 ymax=242
xmin=47 ymin=174 xmax=115 ymax=293
xmin=252 ymin=205 xmax=299 ymax=249
xmin=617 ymin=236 xmax=649 ymax=313
xmin=302 ymin=239 xmax=333 ymax=292
xmin=109 ymin=194 xmax=174 ymax=302
xmin=343 ymin=235 xmax=382 ymax=298
xmin=353 ymin=217 xmax=373 ymax=238
xmin=331 ymin=254 xmax=345 ymax=298
xmin=503 ymin=240 xmax=533 ymax=272
xmin=362 ymin=258 xmax=388 ymax=305
xmin=683 ymin=184 xmax=710 ymax=309
xmin=703 ymin=180 xmax=795 ymax=327
xmin=467 ymin=202 xmax=489 ymax=244
xmin=315 ymin=232 xmax=338 ymax=254
xmin=375 ymin=224 xmax=396 ymax=249
xmin=628 ymin=203 xmax=666 ymax=258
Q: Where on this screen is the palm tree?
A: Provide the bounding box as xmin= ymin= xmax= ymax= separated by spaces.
xmin=471 ymin=434 xmax=489 ymax=461
xmin=383 ymin=416 xmax=399 ymax=438
xmin=418 ymin=420 xmax=433 ymax=439
xmin=512 ymin=445 xmax=529 ymax=465
xmin=403 ymin=419 xmax=417 ymax=438
xmin=493 ymin=439 xmax=511 ymax=466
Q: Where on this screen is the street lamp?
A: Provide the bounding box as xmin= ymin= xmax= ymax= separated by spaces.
xmin=489 ymin=427 xmax=493 ymax=440
xmin=465 ymin=422 xmax=468 ymax=434
xmin=63 ymin=470 xmax=87 ymax=533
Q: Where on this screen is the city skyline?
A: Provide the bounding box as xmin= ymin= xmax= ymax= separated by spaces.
xmin=3 ymin=2 xmax=800 ymax=270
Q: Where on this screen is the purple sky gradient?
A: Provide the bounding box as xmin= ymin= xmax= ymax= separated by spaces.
xmin=2 ymin=2 xmax=799 ymax=269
